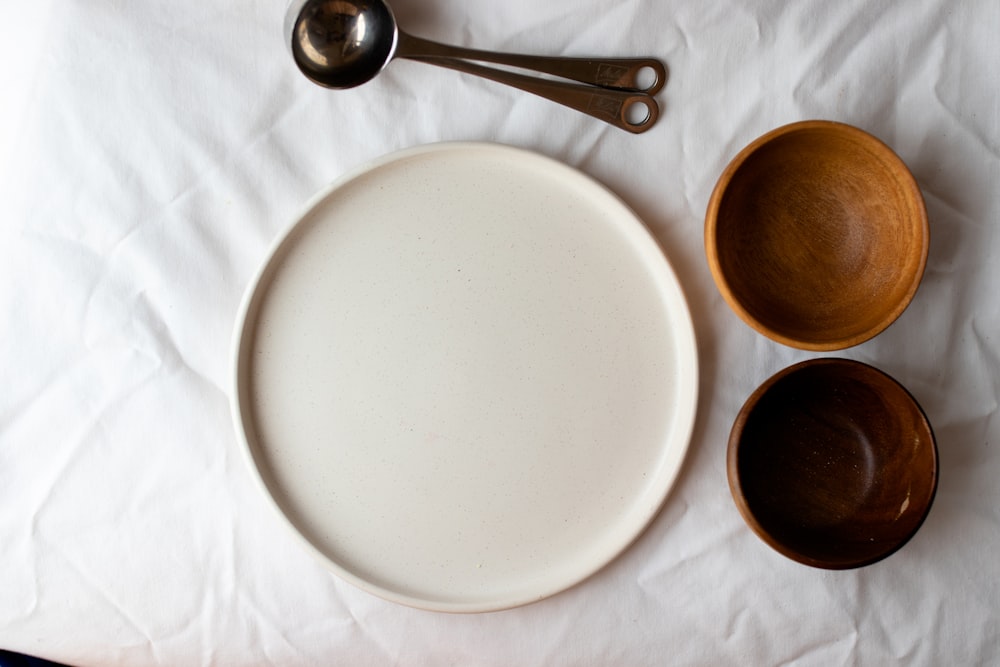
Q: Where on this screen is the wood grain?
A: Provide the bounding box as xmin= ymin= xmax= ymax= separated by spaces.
xmin=727 ymin=358 xmax=938 ymax=569
xmin=706 ymin=120 xmax=928 ymax=350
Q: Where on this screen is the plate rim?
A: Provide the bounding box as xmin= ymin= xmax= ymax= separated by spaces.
xmin=230 ymin=141 xmax=699 ymax=612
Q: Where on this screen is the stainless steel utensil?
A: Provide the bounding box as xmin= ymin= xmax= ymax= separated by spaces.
xmin=285 ymin=0 xmax=666 ymax=133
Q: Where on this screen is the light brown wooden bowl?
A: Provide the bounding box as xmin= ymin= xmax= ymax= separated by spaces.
xmin=727 ymin=358 xmax=938 ymax=569
xmin=706 ymin=120 xmax=928 ymax=350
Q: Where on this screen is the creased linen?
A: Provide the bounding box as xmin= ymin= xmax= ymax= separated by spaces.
xmin=1 ymin=1 xmax=998 ymax=665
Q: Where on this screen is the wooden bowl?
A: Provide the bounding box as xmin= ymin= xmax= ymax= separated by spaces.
xmin=706 ymin=120 xmax=928 ymax=350
xmin=727 ymin=358 xmax=938 ymax=569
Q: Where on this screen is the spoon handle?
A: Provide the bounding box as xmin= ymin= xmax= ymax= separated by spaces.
xmin=397 ymin=33 xmax=666 ymax=95
xmin=407 ymin=56 xmax=659 ymax=134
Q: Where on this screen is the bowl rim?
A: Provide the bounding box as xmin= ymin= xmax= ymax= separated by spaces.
xmin=726 ymin=357 xmax=939 ymax=569
xmin=704 ymin=119 xmax=930 ymax=351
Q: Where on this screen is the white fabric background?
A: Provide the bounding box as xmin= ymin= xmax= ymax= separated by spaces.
xmin=1 ymin=0 xmax=998 ymax=665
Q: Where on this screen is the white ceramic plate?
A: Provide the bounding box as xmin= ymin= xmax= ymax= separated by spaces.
xmin=232 ymin=143 xmax=697 ymax=612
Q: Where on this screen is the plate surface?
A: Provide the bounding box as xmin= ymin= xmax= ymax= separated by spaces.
xmin=232 ymin=143 xmax=698 ymax=612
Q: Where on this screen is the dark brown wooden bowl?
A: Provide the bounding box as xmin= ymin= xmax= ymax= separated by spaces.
xmin=706 ymin=120 xmax=929 ymax=350
xmin=728 ymin=358 xmax=938 ymax=569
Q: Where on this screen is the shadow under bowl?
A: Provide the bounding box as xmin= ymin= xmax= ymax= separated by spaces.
xmin=727 ymin=358 xmax=938 ymax=569
xmin=705 ymin=120 xmax=929 ymax=350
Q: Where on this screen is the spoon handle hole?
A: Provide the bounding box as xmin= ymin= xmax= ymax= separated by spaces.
xmin=634 ymin=65 xmax=662 ymax=93
xmin=623 ymin=98 xmax=657 ymax=132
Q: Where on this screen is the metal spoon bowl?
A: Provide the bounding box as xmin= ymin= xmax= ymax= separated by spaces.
xmin=285 ymin=0 xmax=666 ymax=133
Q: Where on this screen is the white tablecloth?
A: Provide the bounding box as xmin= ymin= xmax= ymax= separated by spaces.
xmin=2 ymin=1 xmax=998 ymax=664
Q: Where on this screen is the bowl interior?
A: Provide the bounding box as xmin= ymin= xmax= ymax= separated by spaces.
xmin=728 ymin=359 xmax=937 ymax=569
xmin=707 ymin=122 xmax=928 ymax=350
